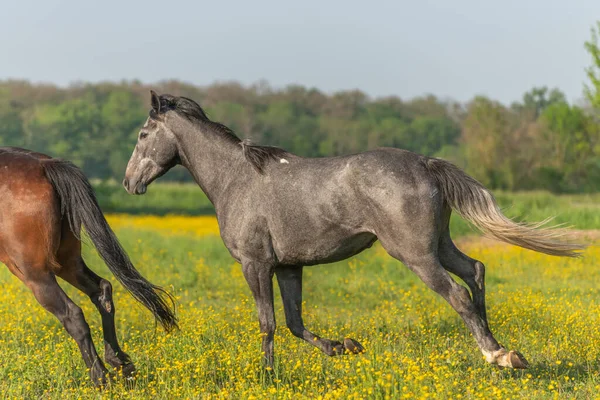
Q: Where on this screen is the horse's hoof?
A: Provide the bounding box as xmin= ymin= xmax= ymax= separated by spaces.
xmin=491 ymin=348 xmax=529 ymax=369
xmin=343 ymin=338 xmax=365 ymax=354
xmin=120 ymin=363 xmax=137 ymax=379
xmin=508 ymin=350 xmax=529 ymax=369
xmin=331 ymin=341 xmax=345 ymax=356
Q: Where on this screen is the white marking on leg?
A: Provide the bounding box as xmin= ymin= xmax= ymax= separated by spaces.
xmin=483 ymin=348 xmax=511 ymax=366
xmin=482 ymin=349 xmax=495 ymax=363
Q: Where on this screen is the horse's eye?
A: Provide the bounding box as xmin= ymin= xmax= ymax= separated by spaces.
xmin=139 ymin=132 xmax=148 ymax=140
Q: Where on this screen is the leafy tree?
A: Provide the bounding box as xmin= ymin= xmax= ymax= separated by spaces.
xmin=24 ymin=95 xmax=102 ymax=167
xmin=323 ymin=90 xmax=368 ymax=119
xmin=318 ymin=117 xmax=370 ymax=156
xmin=539 ymin=103 xmax=599 ymax=191
xmin=366 ymin=116 xmax=409 ymax=150
xmin=0 ymin=78 xmax=598 ymax=193
xmin=584 ymin=21 xmax=600 ymax=112
xmin=404 ymin=95 xmax=451 ymax=120
xmin=408 ymin=116 xmax=460 ymax=156
xmin=0 ymin=88 xmax=24 ymax=147
xmin=257 ymin=101 xmax=322 ymax=155
xmin=461 ymin=97 xmax=513 ymax=188
xmin=515 ymin=87 xmax=567 ymax=117
xmin=100 ymin=90 xmax=147 ymax=178
xmin=207 ymin=101 xmax=257 ymax=138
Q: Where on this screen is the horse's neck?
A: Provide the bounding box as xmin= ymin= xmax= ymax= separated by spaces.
xmin=174 ymin=121 xmax=248 ymax=207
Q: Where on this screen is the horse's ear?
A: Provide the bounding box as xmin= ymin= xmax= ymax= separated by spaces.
xmin=150 ymin=90 xmax=161 ymax=114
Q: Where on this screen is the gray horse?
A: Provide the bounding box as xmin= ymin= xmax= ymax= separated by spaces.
xmin=123 ymin=91 xmax=584 ymax=370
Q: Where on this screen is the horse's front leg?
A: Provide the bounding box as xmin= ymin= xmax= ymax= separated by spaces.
xmin=275 ymin=265 xmax=364 ymax=356
xmin=242 ymin=260 xmax=276 ymax=367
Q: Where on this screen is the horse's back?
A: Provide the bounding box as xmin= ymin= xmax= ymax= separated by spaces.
xmin=0 ymin=147 xmax=55 ymax=200
xmin=263 ymin=148 xmax=437 ymax=211
xmin=268 ymin=147 xmax=433 ymax=186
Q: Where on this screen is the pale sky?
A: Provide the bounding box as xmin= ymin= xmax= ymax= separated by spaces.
xmin=2 ymin=0 xmax=599 ymax=104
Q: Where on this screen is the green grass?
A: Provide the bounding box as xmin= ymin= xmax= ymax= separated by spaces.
xmin=0 ymin=213 xmax=599 ymax=398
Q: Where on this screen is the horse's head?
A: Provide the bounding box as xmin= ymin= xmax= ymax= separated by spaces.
xmin=123 ymin=91 xmax=180 ymax=195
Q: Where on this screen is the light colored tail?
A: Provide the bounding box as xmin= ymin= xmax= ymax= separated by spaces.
xmin=424 ymin=157 xmax=586 ymax=257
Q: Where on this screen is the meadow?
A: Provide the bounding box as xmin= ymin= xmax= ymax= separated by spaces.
xmin=0 ymin=186 xmax=600 ymax=399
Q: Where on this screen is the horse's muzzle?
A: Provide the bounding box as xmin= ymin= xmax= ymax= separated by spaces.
xmin=122 ymin=178 xmax=147 ymax=195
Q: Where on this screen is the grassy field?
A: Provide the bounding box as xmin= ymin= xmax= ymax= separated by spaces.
xmin=0 ymin=194 xmax=600 ymax=398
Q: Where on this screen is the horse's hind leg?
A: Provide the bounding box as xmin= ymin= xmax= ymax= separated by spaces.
xmin=275 ymin=266 xmax=364 ymax=356
xmin=57 ymin=248 xmax=135 ymax=378
xmin=383 ymin=240 xmax=528 ymax=369
xmin=438 ymin=230 xmax=487 ymax=324
xmin=437 ymin=236 xmax=530 ymax=368
xmin=24 ymin=270 xmax=109 ymax=386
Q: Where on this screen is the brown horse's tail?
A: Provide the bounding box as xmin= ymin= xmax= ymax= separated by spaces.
xmin=424 ymin=157 xmax=586 ymax=257
xmin=41 ymin=159 xmax=178 ymax=332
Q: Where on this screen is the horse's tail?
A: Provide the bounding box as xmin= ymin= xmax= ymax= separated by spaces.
xmin=424 ymin=157 xmax=586 ymax=257
xmin=41 ymin=159 xmax=178 ymax=332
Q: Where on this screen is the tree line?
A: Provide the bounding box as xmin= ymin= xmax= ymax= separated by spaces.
xmin=2 ymin=23 xmax=600 ymax=192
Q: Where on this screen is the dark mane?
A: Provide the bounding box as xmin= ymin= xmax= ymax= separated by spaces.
xmin=155 ymin=94 xmax=210 ymax=121
xmin=154 ymin=94 xmax=240 ymax=146
xmin=155 ymin=93 xmax=290 ymax=173
xmin=240 ymin=140 xmax=291 ymax=174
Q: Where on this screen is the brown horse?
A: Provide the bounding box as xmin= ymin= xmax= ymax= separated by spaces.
xmin=0 ymin=147 xmax=177 ymax=386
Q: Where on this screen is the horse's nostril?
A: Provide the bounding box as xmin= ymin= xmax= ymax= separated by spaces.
xmin=123 ymin=179 xmax=129 ymax=190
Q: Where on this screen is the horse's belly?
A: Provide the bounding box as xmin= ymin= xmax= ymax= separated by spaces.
xmin=273 ymin=231 xmax=377 ymax=266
